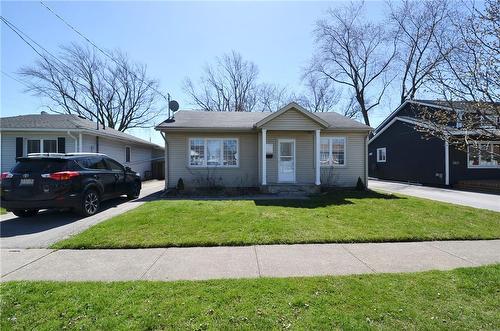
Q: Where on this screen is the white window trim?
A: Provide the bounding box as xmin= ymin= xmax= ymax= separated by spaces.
xmin=125 ymin=146 xmax=131 ymax=163
xmin=320 ymin=136 xmax=347 ymax=167
xmin=377 ymin=147 xmax=387 ymax=163
xmin=467 ymin=141 xmax=500 ymax=169
xmin=26 ymin=138 xmax=58 ymax=155
xmin=187 ymin=137 xmax=239 ymax=168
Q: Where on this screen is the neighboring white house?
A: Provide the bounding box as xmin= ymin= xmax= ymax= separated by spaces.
xmin=0 ymin=112 xmax=164 ymax=179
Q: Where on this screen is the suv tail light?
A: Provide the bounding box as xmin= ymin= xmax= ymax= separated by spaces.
xmin=0 ymin=172 xmax=13 ymax=181
xmin=41 ymin=171 xmax=80 ymax=181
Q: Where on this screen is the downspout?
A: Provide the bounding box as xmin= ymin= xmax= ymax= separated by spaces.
xmin=67 ymin=131 xmax=78 ymax=153
xmin=160 ymin=131 xmax=168 ymax=190
xmin=365 ymin=134 xmax=369 ymax=188
xmin=78 ymin=132 xmax=83 ymax=152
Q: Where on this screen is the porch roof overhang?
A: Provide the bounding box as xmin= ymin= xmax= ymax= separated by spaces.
xmin=254 ymin=102 xmax=330 ymax=129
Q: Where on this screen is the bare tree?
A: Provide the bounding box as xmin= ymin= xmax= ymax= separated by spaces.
xmin=414 ymin=0 xmax=499 ymax=152
xmin=297 ymin=74 xmax=340 ymax=113
xmin=308 ymin=2 xmax=396 ymax=126
xmin=184 ymin=51 xmax=260 ymax=112
xmin=19 ymin=43 xmax=161 ymax=131
xmin=388 ymin=0 xmax=456 ymax=103
xmin=258 ymin=83 xmax=291 ymax=112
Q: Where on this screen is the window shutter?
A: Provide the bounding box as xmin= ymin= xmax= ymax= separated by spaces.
xmin=57 ymin=137 xmax=66 ymax=153
xmin=16 ymin=137 xmax=23 ymax=158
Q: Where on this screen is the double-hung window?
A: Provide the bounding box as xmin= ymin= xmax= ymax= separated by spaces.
xmin=189 ymin=138 xmax=238 ymax=167
xmin=320 ymin=137 xmax=346 ymax=166
xmin=468 ymin=142 xmax=500 ymax=168
xmin=27 ymin=139 xmax=57 ymax=154
xmin=377 ymin=148 xmax=387 ymax=163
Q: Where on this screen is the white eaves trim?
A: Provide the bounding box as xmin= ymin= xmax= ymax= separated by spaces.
xmin=374 ymin=100 xmax=461 ymax=135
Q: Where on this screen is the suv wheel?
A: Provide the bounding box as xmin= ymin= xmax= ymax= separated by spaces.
xmin=79 ymin=189 xmax=100 ymax=217
xmin=12 ymin=209 xmax=39 ymax=218
xmin=127 ymin=181 xmax=140 ymax=199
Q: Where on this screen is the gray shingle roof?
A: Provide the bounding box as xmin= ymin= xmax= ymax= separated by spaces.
xmin=414 ymin=99 xmax=500 ymax=110
xmin=0 ymin=113 xmax=162 ymax=148
xmin=156 ymin=110 xmax=371 ymax=130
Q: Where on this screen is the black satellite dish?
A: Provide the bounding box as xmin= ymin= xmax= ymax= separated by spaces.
xmin=169 ymin=100 xmax=179 ymax=112
xmin=165 ymin=97 xmax=179 ymax=123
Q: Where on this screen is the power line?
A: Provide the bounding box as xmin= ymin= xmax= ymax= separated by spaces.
xmin=0 ymin=16 xmax=57 ymax=66
xmin=0 ymin=15 xmax=108 ymax=122
xmin=2 ymin=70 xmax=31 ymax=89
xmin=39 ymin=0 xmax=170 ymax=102
xmin=1 ymin=16 xmax=100 ymax=97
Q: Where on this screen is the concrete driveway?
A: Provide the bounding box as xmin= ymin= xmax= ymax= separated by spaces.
xmin=369 ymin=179 xmax=500 ymax=212
xmin=0 ymin=180 xmax=164 ymax=249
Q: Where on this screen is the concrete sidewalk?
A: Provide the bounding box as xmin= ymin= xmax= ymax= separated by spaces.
xmin=369 ymin=179 xmax=500 ymax=212
xmin=1 ymin=240 xmax=499 ymax=282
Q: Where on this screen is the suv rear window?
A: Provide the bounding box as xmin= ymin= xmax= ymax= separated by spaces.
xmin=12 ymin=159 xmax=68 ymax=173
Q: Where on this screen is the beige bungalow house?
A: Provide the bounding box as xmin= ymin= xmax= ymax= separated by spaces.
xmin=156 ymin=102 xmax=372 ymax=193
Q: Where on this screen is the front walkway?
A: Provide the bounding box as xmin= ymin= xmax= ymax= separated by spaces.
xmin=2 ymin=240 xmax=498 ymax=281
xmin=369 ymin=179 xmax=500 ymax=212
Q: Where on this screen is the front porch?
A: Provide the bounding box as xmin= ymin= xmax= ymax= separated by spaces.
xmin=260 ymin=128 xmax=322 ymax=187
xmin=257 ymin=103 xmax=329 ymax=190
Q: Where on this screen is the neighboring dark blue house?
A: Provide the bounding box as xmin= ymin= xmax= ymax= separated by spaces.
xmin=368 ymin=100 xmax=500 ymax=188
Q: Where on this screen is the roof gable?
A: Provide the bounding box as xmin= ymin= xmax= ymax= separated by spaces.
xmin=255 ymin=102 xmax=329 ymax=129
xmin=374 ymin=99 xmax=475 ymax=134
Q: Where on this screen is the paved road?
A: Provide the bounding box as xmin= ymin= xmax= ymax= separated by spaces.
xmin=369 ymin=179 xmax=500 ymax=212
xmin=1 ymin=240 xmax=498 ymax=281
xmin=0 ymin=180 xmax=164 ymax=249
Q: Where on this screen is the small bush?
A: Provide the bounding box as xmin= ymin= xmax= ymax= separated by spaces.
xmin=176 ymin=178 xmax=185 ymax=191
xmin=356 ymin=177 xmax=365 ymax=191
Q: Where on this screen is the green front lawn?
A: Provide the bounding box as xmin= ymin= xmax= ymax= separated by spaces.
xmin=53 ymin=190 xmax=500 ymax=249
xmin=2 ymin=265 xmax=499 ymax=330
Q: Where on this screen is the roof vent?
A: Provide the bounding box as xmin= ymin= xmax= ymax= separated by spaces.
xmin=40 ymin=111 xmax=48 ymax=115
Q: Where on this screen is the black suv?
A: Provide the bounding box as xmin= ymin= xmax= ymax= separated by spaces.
xmin=1 ymin=153 xmax=141 ymax=217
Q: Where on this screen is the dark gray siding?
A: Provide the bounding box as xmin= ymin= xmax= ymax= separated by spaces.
xmin=368 ymin=121 xmax=446 ymax=185
xmin=449 ymin=146 xmax=500 ymax=183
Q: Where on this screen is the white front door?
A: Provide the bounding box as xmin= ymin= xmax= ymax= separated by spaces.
xmin=278 ymin=139 xmax=295 ymax=183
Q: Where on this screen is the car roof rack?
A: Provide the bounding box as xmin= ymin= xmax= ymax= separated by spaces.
xmin=27 ymin=153 xmax=66 ymax=157
xmin=64 ymin=153 xmax=106 ymax=156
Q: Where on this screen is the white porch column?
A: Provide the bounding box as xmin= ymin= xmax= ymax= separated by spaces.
xmin=262 ymin=129 xmax=267 ymax=185
xmin=315 ymin=129 xmax=321 ymax=185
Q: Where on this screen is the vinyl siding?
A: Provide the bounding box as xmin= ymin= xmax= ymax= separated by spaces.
xmin=165 ymin=132 xmax=259 ymax=188
xmin=1 ymin=132 xmax=77 ymax=172
xmin=82 ymin=134 xmax=154 ymax=179
xmin=320 ymin=131 xmax=367 ymax=187
xmin=261 ymin=108 xmax=323 ymax=130
xmin=368 ymin=121 xmax=446 ymax=185
xmin=163 ymin=128 xmax=368 ymax=189
xmin=265 ymin=131 xmax=315 ymax=184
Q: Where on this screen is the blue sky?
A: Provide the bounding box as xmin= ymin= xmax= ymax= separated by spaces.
xmin=2 ymin=1 xmax=397 ymax=145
